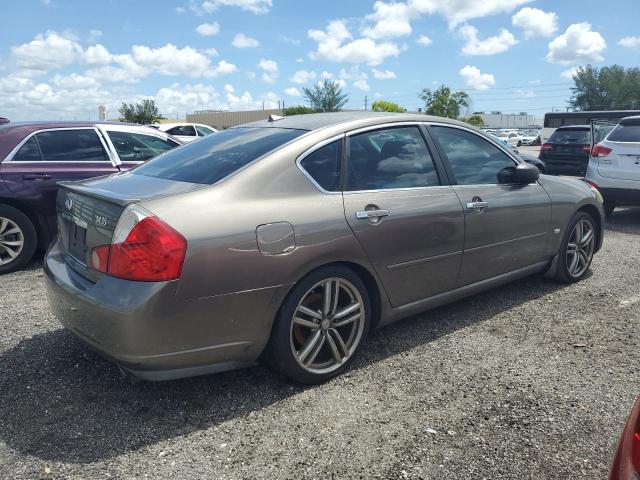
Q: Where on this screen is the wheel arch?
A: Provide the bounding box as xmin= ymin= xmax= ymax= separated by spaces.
xmin=577 ymin=203 xmax=603 ymax=252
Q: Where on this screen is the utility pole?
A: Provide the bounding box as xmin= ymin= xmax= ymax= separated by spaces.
xmin=364 ymin=96 xmax=368 ymax=111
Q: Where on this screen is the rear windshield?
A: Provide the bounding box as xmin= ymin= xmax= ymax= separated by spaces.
xmin=132 ymin=127 xmax=305 ymax=184
xmin=548 ymin=129 xmax=589 ymax=144
xmin=607 ymin=124 xmax=640 ymax=142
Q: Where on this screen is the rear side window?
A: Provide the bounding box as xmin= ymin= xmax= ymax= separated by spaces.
xmin=34 ymin=129 xmax=109 ymax=162
xmin=299 ymin=139 xmax=342 ymax=192
xmin=548 ymin=129 xmax=590 ymax=144
xmin=13 ymin=136 xmax=42 ymax=161
xmin=167 ymin=125 xmax=196 ymax=136
xmin=133 ymin=127 xmax=305 ymax=185
xmin=107 ymin=131 xmax=178 ymax=162
xmin=196 ymin=125 xmax=215 ymax=137
xmin=607 ymin=125 xmax=640 ymax=142
xmin=346 ymin=126 xmax=440 ymax=191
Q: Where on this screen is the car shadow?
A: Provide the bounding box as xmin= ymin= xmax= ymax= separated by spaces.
xmin=604 ymin=207 xmax=640 ymax=235
xmin=0 ymin=275 xmax=564 ymax=464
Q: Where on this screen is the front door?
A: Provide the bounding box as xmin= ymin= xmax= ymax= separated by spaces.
xmin=0 ymin=128 xmax=118 ymax=237
xmin=428 ymin=125 xmax=552 ymax=286
xmin=342 ymin=125 xmax=464 ymax=307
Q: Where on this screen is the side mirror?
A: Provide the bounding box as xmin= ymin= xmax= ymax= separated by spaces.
xmin=513 ymin=162 xmax=539 ymax=184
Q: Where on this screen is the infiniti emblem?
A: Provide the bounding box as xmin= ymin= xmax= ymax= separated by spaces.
xmin=65 ymin=197 xmax=73 ymax=210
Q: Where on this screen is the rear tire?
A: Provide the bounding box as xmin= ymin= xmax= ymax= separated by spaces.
xmin=265 ymin=266 xmax=371 ymax=384
xmin=555 ymin=211 xmax=596 ymax=283
xmin=0 ymin=204 xmax=37 ymax=274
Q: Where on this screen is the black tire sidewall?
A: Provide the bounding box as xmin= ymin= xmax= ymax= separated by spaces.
xmin=0 ymin=205 xmax=37 ymax=274
xmin=266 ymin=265 xmax=371 ymax=384
xmin=556 ymin=211 xmax=595 ymax=283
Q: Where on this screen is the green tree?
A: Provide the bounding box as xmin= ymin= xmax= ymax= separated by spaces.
xmin=118 ymin=99 xmax=163 ymax=124
xmin=418 ymin=85 xmax=470 ymax=119
xmin=303 ymin=79 xmax=349 ymax=112
xmin=282 ymin=105 xmax=319 ymax=116
xmin=463 ymin=115 xmax=484 ymax=127
xmin=371 ymin=100 xmax=406 ymax=112
xmin=569 ymin=65 xmax=640 ymax=111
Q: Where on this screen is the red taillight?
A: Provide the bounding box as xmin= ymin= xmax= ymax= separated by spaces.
xmin=610 ymin=397 xmax=640 ymax=480
xmin=592 ymin=144 xmax=612 ymax=157
xmin=582 ymin=144 xmax=591 ymax=154
xmin=585 ymin=180 xmax=600 ymax=191
xmin=541 ymin=143 xmax=552 ymax=152
xmin=90 ymin=208 xmax=186 ymax=282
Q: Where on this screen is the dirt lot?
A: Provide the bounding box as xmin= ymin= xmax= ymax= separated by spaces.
xmin=0 ymin=208 xmax=639 ymax=480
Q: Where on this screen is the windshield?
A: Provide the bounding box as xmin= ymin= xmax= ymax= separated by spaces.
xmin=132 ymin=127 xmax=305 ymax=185
xmin=548 ymin=129 xmax=590 ymax=144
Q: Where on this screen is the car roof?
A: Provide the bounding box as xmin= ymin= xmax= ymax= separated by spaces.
xmin=0 ymin=120 xmax=138 ymax=130
xmin=620 ymin=115 xmax=640 ymax=126
xmin=556 ymin=125 xmax=590 ymax=130
xmin=236 ymin=111 xmax=470 ymax=132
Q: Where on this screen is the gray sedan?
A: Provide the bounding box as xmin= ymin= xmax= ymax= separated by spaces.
xmin=44 ymin=112 xmax=604 ymax=384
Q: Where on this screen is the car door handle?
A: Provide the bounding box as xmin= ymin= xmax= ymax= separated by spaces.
xmin=355 ymin=209 xmax=390 ymax=219
xmin=465 ymin=201 xmax=489 ymax=211
xmin=23 ymin=174 xmax=52 ymax=180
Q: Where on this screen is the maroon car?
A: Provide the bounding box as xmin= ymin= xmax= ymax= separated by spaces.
xmin=0 ymin=121 xmax=181 ymax=273
xmin=610 ymin=396 xmax=640 ymax=480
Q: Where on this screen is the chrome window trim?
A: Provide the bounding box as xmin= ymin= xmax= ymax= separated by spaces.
xmin=342 ymin=185 xmax=456 ymax=196
xmin=97 ymin=126 xmax=181 ymax=165
xmin=345 ymin=121 xmax=426 ymax=137
xmin=295 ymin=133 xmax=345 ymax=195
xmin=4 ymin=127 xmax=117 ymax=165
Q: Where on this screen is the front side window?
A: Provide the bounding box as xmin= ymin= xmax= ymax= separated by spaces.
xmin=13 ymin=136 xmax=42 ymax=161
xmin=34 ymin=129 xmax=109 ymax=162
xmin=196 ymin=125 xmax=215 ymax=137
xmin=299 ymin=139 xmax=342 ymax=192
xmin=167 ymin=125 xmax=196 ymax=136
xmin=346 ymin=126 xmax=440 ymax=191
xmin=431 ymin=126 xmax=516 ymax=185
xmin=133 ymin=127 xmax=305 ymax=185
xmin=107 ymin=131 xmax=178 ymax=162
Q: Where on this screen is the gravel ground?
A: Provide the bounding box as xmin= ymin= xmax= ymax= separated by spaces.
xmin=1 ymin=208 xmax=639 ymax=480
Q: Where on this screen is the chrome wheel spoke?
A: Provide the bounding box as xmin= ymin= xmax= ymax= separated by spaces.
xmin=579 ymin=228 xmax=593 ymax=247
xmin=325 ymin=332 xmax=342 ymax=363
xmin=566 ymin=219 xmax=594 ymax=277
xmin=0 ymin=240 xmax=22 ymax=247
xmin=0 ymin=218 xmax=8 ymax=236
xmin=293 ymin=316 xmax=320 ymax=330
xmin=567 ymin=252 xmax=579 ymax=274
xmin=298 ymin=330 xmax=324 ymax=365
xmin=332 ymin=312 xmax=361 ymax=328
xmin=297 ymin=305 xmax=322 ymax=320
xmin=334 ymin=301 xmax=360 ymax=320
xmin=328 ymin=328 xmax=349 ymax=358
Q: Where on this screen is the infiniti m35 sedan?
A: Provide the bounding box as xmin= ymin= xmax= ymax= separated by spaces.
xmin=45 ymin=112 xmax=604 ymax=384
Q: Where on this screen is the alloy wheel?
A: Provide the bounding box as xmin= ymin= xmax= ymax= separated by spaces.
xmin=0 ymin=217 xmax=24 ymax=266
xmin=565 ymin=219 xmax=595 ymax=278
xmin=290 ymin=277 xmax=366 ymax=375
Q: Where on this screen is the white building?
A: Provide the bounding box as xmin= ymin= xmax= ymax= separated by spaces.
xmin=476 ymin=112 xmax=541 ymax=129
xmin=98 ymin=105 xmax=108 ymax=121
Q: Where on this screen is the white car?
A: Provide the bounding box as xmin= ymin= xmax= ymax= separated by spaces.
xmin=496 ymin=131 xmax=523 ymax=146
xmin=586 ymin=115 xmax=640 ymax=216
xmin=149 ymin=122 xmax=218 ymax=143
xmin=519 ymin=131 xmax=540 ymax=146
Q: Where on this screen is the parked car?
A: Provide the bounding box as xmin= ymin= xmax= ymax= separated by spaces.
xmin=150 ymin=122 xmax=218 ymax=143
xmin=496 ymin=131 xmax=523 ymax=146
xmin=586 ymin=115 xmax=640 ymax=217
xmin=519 ymin=131 xmax=539 ymax=146
xmin=539 ymin=125 xmax=591 ymax=176
xmin=490 ymin=134 xmax=519 ymax=154
xmin=44 ymin=112 xmax=604 ymax=384
xmin=0 ymin=121 xmax=181 ymax=273
xmin=609 ymin=396 xmax=640 ymax=480
xmin=518 ymin=153 xmax=547 ymax=173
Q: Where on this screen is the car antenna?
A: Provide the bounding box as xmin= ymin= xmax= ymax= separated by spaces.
xmin=268 ymin=114 xmax=284 ymax=122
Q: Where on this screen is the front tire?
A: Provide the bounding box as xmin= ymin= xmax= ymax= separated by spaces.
xmin=265 ymin=266 xmax=371 ymax=384
xmin=555 ymin=212 xmax=596 ymax=283
xmin=0 ymin=205 xmax=37 ymax=274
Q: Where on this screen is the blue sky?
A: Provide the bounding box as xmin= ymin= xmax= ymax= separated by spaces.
xmin=1 ymin=0 xmax=639 ymax=120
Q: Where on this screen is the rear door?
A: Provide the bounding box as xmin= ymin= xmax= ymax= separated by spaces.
xmin=97 ymin=125 xmax=180 ymax=171
xmin=0 ymin=128 xmax=118 ymax=235
xmin=428 ymin=124 xmax=551 ymax=287
xmin=596 ymin=120 xmax=640 ymax=181
xmin=342 ymin=124 xmax=464 ymax=307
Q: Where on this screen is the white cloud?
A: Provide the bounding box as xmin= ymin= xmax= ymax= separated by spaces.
xmin=232 ymin=33 xmax=260 ymax=48
xmin=224 ymin=83 xmax=234 ymax=93
xmin=546 ymin=23 xmax=606 ymax=65
xmin=362 ymin=1 xmax=414 ymax=39
xmin=279 ymin=35 xmax=301 ymax=45
xmin=320 ymin=71 xmax=334 ymax=79
xmin=155 ymin=83 xmax=221 ymax=114
xmin=196 ymin=22 xmax=220 ymax=36
xmin=258 ymin=58 xmax=278 ymax=83
xmin=619 ymin=36 xmax=640 ymax=48
xmin=52 ymin=73 xmax=99 ymax=88
xmin=285 ymin=87 xmax=301 ymax=97
xmin=84 ymin=44 xmax=112 ymax=65
xmin=408 ymin=0 xmax=532 ymax=27
xmin=202 ymin=47 xmax=219 ymax=57
xmin=560 ymin=66 xmax=580 ymax=80
xmin=353 ymin=79 xmax=370 ymax=91
xmin=87 ymin=29 xmax=103 ymax=43
xmin=459 ymin=65 xmax=495 ymax=90
xmin=308 ymin=20 xmax=401 ymax=66
xmin=516 ymin=89 xmax=534 ymax=97
xmin=190 ymin=0 xmax=272 ymax=14
xmin=295 ymin=57 xmax=304 ymax=63
xmin=225 ymin=90 xmax=279 ymax=110
xmin=460 ymin=25 xmax=517 ymax=55
xmin=511 ymin=7 xmax=558 ymax=38
xmin=339 ymin=66 xmax=369 ymax=91
xmin=372 ymin=68 xmax=396 ymax=79
xmin=416 ymin=34 xmax=432 ymax=46
xmin=290 ymin=69 xmax=316 ymax=84
xmin=130 ymin=44 xmax=227 ymax=77
xmin=11 ymin=31 xmax=83 ymax=74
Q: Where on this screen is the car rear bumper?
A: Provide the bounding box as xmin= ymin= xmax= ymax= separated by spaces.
xmin=541 ymin=156 xmax=589 ymax=176
xmin=585 ymin=166 xmax=640 ymax=205
xmin=44 ymin=238 xmax=290 ymax=380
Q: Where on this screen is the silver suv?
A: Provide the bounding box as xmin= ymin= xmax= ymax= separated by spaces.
xmin=587 ymin=116 xmax=640 ymax=216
